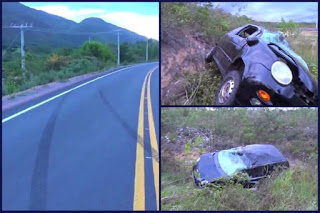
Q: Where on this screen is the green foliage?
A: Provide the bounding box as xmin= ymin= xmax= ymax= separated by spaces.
xmin=193 ymin=170 xmax=200 ymax=178
xmin=2 ymin=39 xmax=150 ymax=96
xmin=80 ymin=41 xmax=116 ymax=62
xmin=46 ymin=53 xmax=70 ymax=70
xmin=199 ymin=147 xmax=205 ymax=155
xmin=239 ymin=117 xmax=255 ymax=144
xmin=168 ymin=132 xmax=178 ymax=140
xmin=162 ymin=107 xmax=318 ymax=161
xmin=162 ymin=2 xmax=255 ymax=42
xmin=286 ymin=34 xmax=318 ymax=80
xmin=176 ymin=63 xmax=222 ymax=105
xmin=279 ymin=18 xmax=300 ymax=36
xmin=6 ymin=79 xmax=16 ymax=94
xmin=39 ymin=70 xmax=58 ymax=84
xmin=184 ymin=141 xmax=192 ymax=153
xmin=309 ymin=63 xmax=318 ymax=79
xmin=57 ymin=47 xmax=76 ymax=56
xmin=118 ymin=40 xmax=159 ymax=64
xmin=162 ymin=157 xmax=318 ymax=210
xmin=231 ymin=172 xmax=250 ymax=183
xmin=195 ymin=135 xmax=203 ymax=146
xmin=62 ymin=58 xmax=94 ymax=74
xmin=259 ymin=166 xmax=318 ymax=210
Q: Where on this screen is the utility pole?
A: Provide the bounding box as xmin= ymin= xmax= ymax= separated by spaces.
xmin=146 ymin=38 xmax=149 ymax=62
xmin=10 ymin=23 xmax=32 ymax=69
xmin=117 ymin=31 xmax=120 ymax=66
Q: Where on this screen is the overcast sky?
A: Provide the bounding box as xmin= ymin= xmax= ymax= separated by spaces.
xmin=21 ymin=2 xmax=159 ymax=40
xmin=213 ymin=2 xmax=318 ymax=23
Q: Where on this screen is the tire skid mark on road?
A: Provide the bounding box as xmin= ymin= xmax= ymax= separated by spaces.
xmin=98 ymin=90 xmax=156 ymax=165
xmin=2 ymin=65 xmax=138 ymax=123
xmin=133 ymin=67 xmax=159 ymax=210
xmin=98 ymin=90 xmax=136 ymax=151
xmin=29 ymin=93 xmax=69 ymax=210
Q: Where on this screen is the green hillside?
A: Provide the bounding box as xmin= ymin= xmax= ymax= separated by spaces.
xmin=2 ymin=2 xmax=148 ymax=49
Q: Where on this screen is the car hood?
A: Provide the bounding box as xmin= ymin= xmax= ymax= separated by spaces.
xmin=259 ymin=30 xmax=309 ymax=72
xmin=194 ymin=152 xmax=227 ymax=183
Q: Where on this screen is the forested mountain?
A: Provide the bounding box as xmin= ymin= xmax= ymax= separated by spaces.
xmin=2 ymin=2 xmax=151 ymax=49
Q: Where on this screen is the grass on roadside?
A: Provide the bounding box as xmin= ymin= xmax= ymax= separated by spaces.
xmin=2 ymin=57 xmax=114 ymax=96
xmin=288 ymin=35 xmax=318 ymax=79
xmin=169 ymin=63 xmax=223 ymax=105
xmin=161 ymin=158 xmax=318 ymax=211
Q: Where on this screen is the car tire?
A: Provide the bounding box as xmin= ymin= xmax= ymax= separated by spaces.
xmin=192 ymin=174 xmax=204 ymax=188
xmin=215 ymin=70 xmax=241 ymax=105
xmin=205 ymin=47 xmax=215 ymax=63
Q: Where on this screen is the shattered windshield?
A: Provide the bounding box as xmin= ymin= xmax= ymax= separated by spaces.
xmin=217 ymin=148 xmax=251 ymax=176
xmin=260 ymin=29 xmax=309 ymax=71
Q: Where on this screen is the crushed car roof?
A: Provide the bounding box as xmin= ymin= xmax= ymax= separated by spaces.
xmin=231 ymin=144 xmax=288 ymax=166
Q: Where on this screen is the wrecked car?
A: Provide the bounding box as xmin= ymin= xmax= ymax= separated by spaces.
xmin=193 ymin=144 xmax=289 ymax=187
xmin=205 ymin=24 xmax=318 ymax=105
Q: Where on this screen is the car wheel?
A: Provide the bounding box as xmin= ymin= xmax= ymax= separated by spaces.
xmin=192 ymin=174 xmax=204 ymax=188
xmin=215 ymin=70 xmax=241 ymax=105
xmin=192 ymin=174 xmax=200 ymax=187
xmin=205 ymin=47 xmax=215 ymax=63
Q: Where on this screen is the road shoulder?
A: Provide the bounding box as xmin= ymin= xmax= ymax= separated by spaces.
xmin=2 ymin=65 xmax=131 ymax=113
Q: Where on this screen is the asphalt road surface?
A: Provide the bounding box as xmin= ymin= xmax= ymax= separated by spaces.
xmin=2 ymin=62 xmax=159 ymax=210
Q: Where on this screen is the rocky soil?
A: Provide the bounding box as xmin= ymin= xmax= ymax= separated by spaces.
xmin=161 ymin=27 xmax=214 ymax=105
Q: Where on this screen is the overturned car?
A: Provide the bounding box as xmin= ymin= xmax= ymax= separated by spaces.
xmin=205 ymin=24 xmax=318 ymax=105
xmin=193 ymin=144 xmax=289 ymax=187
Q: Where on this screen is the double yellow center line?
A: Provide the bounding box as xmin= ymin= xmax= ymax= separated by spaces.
xmin=133 ymin=67 xmax=159 ymax=210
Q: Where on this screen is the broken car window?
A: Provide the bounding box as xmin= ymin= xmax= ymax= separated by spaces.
xmin=260 ymin=30 xmax=309 ymax=72
xmin=217 ymin=148 xmax=251 ymax=176
xmin=237 ymin=26 xmax=258 ymax=38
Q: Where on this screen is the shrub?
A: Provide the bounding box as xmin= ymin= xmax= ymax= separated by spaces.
xmin=6 ymin=79 xmax=16 ymax=94
xmin=184 ymin=141 xmax=192 ymax=153
xmin=46 ymin=54 xmax=70 ymax=70
xmin=60 ymin=58 xmax=97 ymax=75
xmin=162 ymin=158 xmax=318 ymax=210
xmin=279 ymin=18 xmax=300 ymax=37
xmin=258 ymin=166 xmax=318 ymax=210
xmin=39 ymin=71 xmax=58 ymax=84
xmin=195 ymin=135 xmax=203 ymax=146
xmin=80 ymin=41 xmax=116 ymax=62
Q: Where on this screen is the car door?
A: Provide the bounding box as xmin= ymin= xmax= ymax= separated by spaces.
xmin=215 ymin=34 xmax=234 ymax=74
xmin=228 ymin=25 xmax=260 ymax=61
xmin=244 ymin=165 xmax=267 ymax=178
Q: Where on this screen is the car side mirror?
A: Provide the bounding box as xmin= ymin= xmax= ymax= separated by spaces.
xmin=247 ymin=37 xmax=259 ymax=46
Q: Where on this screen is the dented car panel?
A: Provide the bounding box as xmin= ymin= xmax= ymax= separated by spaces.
xmin=193 ymin=144 xmax=289 ymax=187
xmin=206 ymin=24 xmax=318 ymax=105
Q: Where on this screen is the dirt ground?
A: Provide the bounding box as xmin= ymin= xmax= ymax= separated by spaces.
xmin=161 ymin=27 xmax=213 ymax=105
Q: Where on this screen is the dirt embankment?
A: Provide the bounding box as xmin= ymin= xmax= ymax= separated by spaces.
xmin=161 ymin=27 xmax=213 ymax=105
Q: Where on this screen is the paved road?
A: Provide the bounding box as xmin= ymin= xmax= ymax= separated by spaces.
xmin=2 ymin=62 xmax=159 ymax=210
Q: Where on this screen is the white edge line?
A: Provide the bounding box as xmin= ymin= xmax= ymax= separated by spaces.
xmin=2 ymin=64 xmax=151 ymax=123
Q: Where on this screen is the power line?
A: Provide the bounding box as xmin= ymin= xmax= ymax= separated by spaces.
xmin=10 ymin=24 xmax=33 ymax=69
xmin=2 ymin=32 xmax=20 ymax=56
xmin=3 ymin=25 xmax=144 ymax=66
xmin=3 ymin=26 xmax=122 ymax=36
xmin=117 ymin=31 xmax=120 ymax=65
xmin=146 ymin=38 xmax=148 ymax=62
